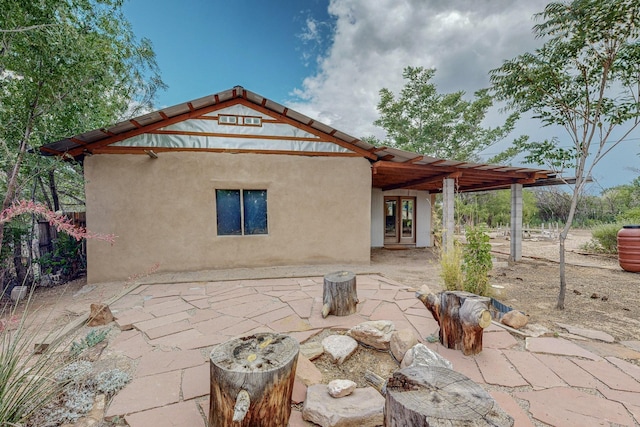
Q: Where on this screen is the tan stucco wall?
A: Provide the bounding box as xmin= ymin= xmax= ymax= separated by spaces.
xmin=84 ymin=152 xmax=372 ymax=283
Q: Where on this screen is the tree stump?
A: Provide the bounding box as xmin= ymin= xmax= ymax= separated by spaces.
xmin=383 ymin=366 xmax=513 ymax=426
xmin=209 ymin=333 xmax=299 ymax=427
xmin=322 ymin=271 xmax=358 ymax=318
xmin=416 ymin=290 xmax=491 ymax=355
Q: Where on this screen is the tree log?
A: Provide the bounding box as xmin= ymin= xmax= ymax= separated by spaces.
xmin=383 ymin=366 xmax=513 ymax=426
xmin=417 ymin=290 xmax=491 ymax=355
xmin=322 ymin=271 xmax=358 ymax=318
xmin=209 ymin=333 xmax=299 ymax=427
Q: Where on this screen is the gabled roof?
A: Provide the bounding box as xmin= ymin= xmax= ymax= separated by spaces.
xmin=39 ymin=86 xmax=559 ymax=193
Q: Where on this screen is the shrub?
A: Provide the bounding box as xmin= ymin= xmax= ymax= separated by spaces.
xmin=95 ymin=369 xmax=131 ymax=396
xmin=39 ymin=233 xmax=84 ymax=279
xmin=583 ymin=223 xmax=621 ymax=254
xmin=462 ymin=226 xmax=493 ymax=296
xmin=70 ymin=328 xmax=109 ymax=358
xmin=439 ymin=240 xmax=464 ymax=291
xmin=617 ymin=207 xmax=640 ymax=224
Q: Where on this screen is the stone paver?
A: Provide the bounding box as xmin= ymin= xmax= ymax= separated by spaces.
xmin=144 ymin=298 xmax=194 ymax=317
xmin=475 ymin=349 xmax=528 ymax=387
xmin=136 ymin=349 xmax=206 ymax=377
xmin=145 ymin=319 xmax=193 ymax=340
xmin=106 ymin=370 xmax=182 ymax=418
xmin=572 ymin=359 xmax=640 ymax=392
xmin=516 ymin=387 xmax=635 ymax=426
xmin=502 ymin=350 xmax=566 ymax=389
xmin=532 ymin=353 xmax=599 ymax=389
xmin=607 ymin=356 xmax=640 ymax=382
xmin=95 ymin=273 xmax=640 ymax=427
xmin=556 ymin=322 xmax=615 ymax=343
xmin=114 ymin=307 xmax=155 ymax=330
xmin=181 ymin=363 xmax=209 ymax=400
xmin=133 ymin=311 xmax=191 ymax=332
xmin=125 ymin=400 xmax=206 ymax=427
xmin=483 ymin=330 xmax=519 ymax=349
xmin=489 ymin=391 xmax=535 ymax=427
xmin=109 ymin=329 xmax=153 ymax=359
xmin=525 ymin=337 xmax=602 ymax=360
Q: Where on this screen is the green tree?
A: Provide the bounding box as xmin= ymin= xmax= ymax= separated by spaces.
xmin=0 ymin=0 xmax=165 ymax=283
xmin=373 ymin=66 xmax=524 ymax=162
xmin=456 ymin=190 xmax=539 ymax=228
xmin=490 ymin=0 xmax=640 ymax=309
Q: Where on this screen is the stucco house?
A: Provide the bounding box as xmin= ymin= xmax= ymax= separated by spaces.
xmin=41 ymin=86 xmax=557 ymax=283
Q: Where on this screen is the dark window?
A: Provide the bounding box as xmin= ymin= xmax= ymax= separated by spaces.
xmin=216 ymin=189 xmax=268 ymax=236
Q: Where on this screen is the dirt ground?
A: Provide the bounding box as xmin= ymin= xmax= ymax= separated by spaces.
xmin=373 ymin=229 xmax=640 ymax=342
xmin=2 ymin=229 xmax=638 ymax=344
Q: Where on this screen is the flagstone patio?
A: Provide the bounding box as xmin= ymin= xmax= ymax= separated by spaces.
xmin=96 ymin=273 xmax=640 ymax=427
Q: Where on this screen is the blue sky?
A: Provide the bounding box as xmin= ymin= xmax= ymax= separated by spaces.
xmin=123 ymin=0 xmax=639 ymax=190
xmin=123 ymin=0 xmax=330 ymax=105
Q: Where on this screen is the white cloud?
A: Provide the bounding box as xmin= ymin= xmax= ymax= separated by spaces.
xmin=288 ymin=0 xmax=548 ymax=140
xmin=287 ymin=0 xmax=640 ymax=188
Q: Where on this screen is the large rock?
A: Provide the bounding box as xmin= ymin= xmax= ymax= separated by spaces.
xmin=348 ymin=320 xmax=395 ymax=350
xmin=322 ymin=335 xmax=358 ymax=365
xmin=296 ymin=354 xmax=323 ymax=386
xmin=390 ymin=328 xmax=418 ymax=362
xmin=303 ymin=384 xmax=384 ymax=427
xmin=501 ymin=310 xmax=528 ymax=329
xmin=87 ymin=303 xmax=114 ymax=326
xmin=300 ymin=341 xmax=325 ymax=360
xmin=401 ymin=343 xmax=453 ymax=370
xmin=327 ymin=379 xmax=357 ymax=398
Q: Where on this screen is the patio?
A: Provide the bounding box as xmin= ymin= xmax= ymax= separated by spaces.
xmin=92 ymin=270 xmax=640 ymax=426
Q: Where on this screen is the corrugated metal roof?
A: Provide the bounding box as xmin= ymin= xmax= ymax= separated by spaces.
xmin=39 ymin=85 xmax=559 ymax=193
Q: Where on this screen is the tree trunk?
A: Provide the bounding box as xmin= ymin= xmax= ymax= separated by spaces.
xmin=322 ymin=271 xmax=358 ymax=318
xmin=12 ymin=231 xmax=28 ymax=286
xmin=209 ymin=333 xmax=299 ymax=427
xmin=557 ymin=234 xmax=567 ymax=309
xmin=417 ymin=290 xmax=491 ymax=355
xmin=383 ymin=366 xmax=513 ymax=426
xmin=0 ymin=87 xmax=40 ymax=268
xmin=48 ymin=169 xmax=60 ymax=212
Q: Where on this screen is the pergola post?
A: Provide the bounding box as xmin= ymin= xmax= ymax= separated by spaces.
xmin=429 ymin=193 xmax=436 ymax=247
xmin=442 ymin=178 xmax=455 ymax=251
xmin=510 ymin=183 xmax=523 ymax=262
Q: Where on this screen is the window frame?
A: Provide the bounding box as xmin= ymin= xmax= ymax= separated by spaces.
xmin=218 ymin=114 xmax=262 ymax=127
xmin=215 ymin=189 xmax=268 ymax=236
xmin=218 ymin=115 xmax=238 ymax=125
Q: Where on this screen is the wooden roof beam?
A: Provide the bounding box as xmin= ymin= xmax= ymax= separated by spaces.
xmin=381 ymin=171 xmax=462 ymax=191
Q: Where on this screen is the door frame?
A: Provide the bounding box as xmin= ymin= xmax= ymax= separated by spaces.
xmin=383 ymin=196 xmax=416 ymax=245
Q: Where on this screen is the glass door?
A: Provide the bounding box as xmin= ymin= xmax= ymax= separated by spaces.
xmin=384 ymin=197 xmax=416 ymax=245
xmin=400 ymin=198 xmax=415 ymax=244
xmin=384 ymin=198 xmax=398 ymax=244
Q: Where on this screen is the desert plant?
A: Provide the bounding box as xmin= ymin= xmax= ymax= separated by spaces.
xmin=439 ymin=240 xmax=464 ymax=291
xmin=583 ymin=223 xmax=622 ymax=254
xmin=0 ymin=297 xmax=69 ymax=425
xmin=462 ymin=226 xmax=493 ymax=296
xmin=0 ymin=201 xmax=115 ymax=426
xmin=69 ymin=329 xmax=109 ymax=358
xmin=95 ymin=369 xmax=130 ymax=397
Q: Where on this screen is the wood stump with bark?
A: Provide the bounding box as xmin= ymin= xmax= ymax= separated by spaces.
xmin=416 ymin=290 xmax=491 ymax=355
xmin=209 ymin=333 xmax=299 ymax=427
xmin=322 ymin=271 xmax=358 ymax=318
xmin=382 ymin=366 xmax=513 ymax=426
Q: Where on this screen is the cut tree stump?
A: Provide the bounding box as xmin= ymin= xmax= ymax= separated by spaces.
xmin=416 ymin=290 xmax=491 ymax=355
xmin=209 ymin=332 xmax=299 ymax=427
xmin=381 ymin=366 xmax=513 ymax=426
xmin=322 ymin=271 xmax=358 ymax=318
